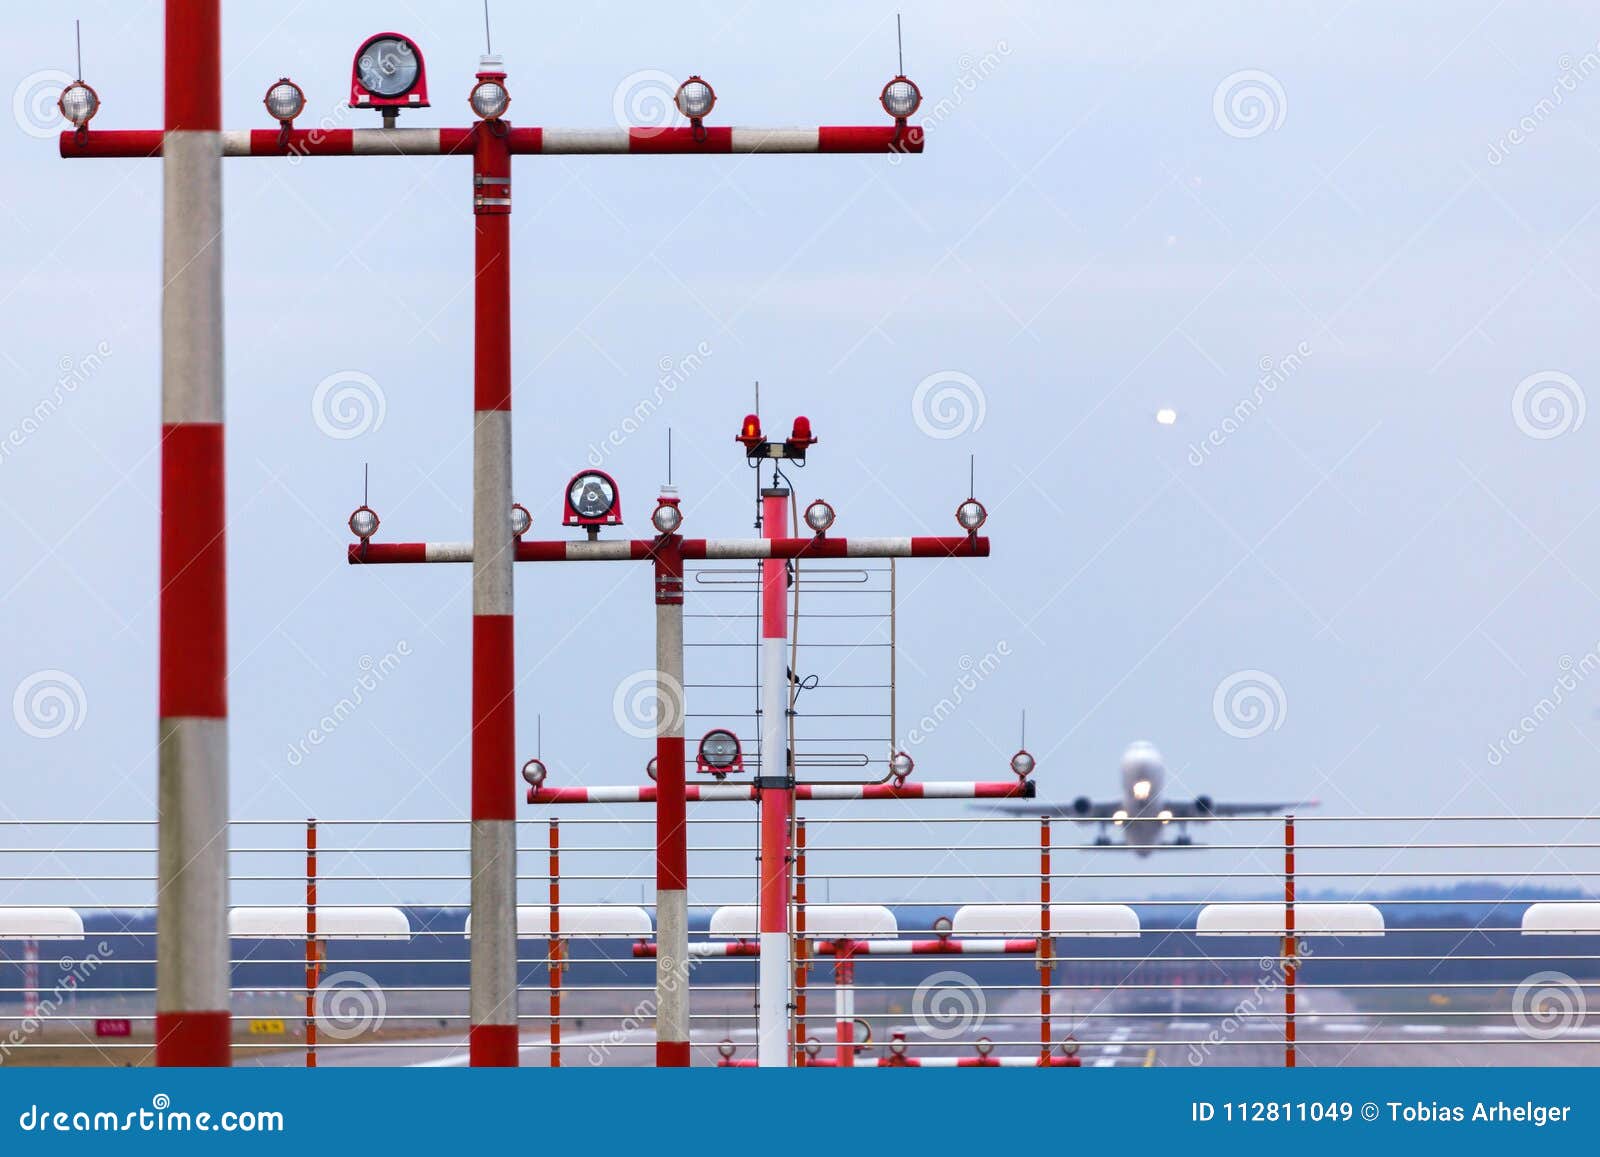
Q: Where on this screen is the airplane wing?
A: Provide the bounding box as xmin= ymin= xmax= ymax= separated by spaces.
xmin=983 ymin=800 xmax=1127 ymax=819
xmin=1164 ymin=799 xmax=1319 ymax=818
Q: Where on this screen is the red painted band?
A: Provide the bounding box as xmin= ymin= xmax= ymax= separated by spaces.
xmin=909 ymin=536 xmax=990 ymax=557
xmin=657 ymin=733 xmax=687 ymax=889
xmin=154 ymin=1010 xmax=231 ymax=1066
xmin=469 ymin=1022 xmax=520 ymax=1067
xmin=347 ymin=542 xmax=427 ymax=564
xmin=629 ymin=126 xmax=733 ymax=153
xmin=505 ymin=127 xmax=543 ymax=154
xmin=473 ymin=215 xmax=511 ymax=411
xmin=160 ymin=423 xmax=226 ymax=718
xmin=58 ymin=130 xmax=165 ymax=158
xmin=656 ymin=1040 xmax=692 ymax=1067
xmin=471 ymin=615 xmax=516 ymax=821
xmin=165 ymin=1 xmax=221 ymax=131
xmin=442 ymin=127 xmax=476 ymax=154
xmin=819 ymin=125 xmax=923 ymax=153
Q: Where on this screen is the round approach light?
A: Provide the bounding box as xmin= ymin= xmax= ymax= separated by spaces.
xmin=469 ymin=77 xmax=510 ymax=121
xmin=511 ymin=503 xmax=532 ymax=538
xmin=932 ymin=914 xmax=953 ymax=937
xmin=356 ymin=34 xmax=421 ymax=98
xmin=645 ymin=756 xmax=658 ymax=782
xmin=520 ymin=758 xmax=547 ymax=789
xmin=348 ymin=505 xmax=380 ymax=541
xmin=889 ymin=750 xmax=914 ymax=782
xmin=565 ymin=470 xmax=618 ymax=523
xmin=880 ymin=75 xmax=922 ymax=119
xmin=1010 ymin=749 xmax=1036 ymax=780
xmin=652 ymin=500 xmax=682 ymax=535
xmin=58 ymin=80 xmax=99 ymax=128
xmin=264 ymin=78 xmax=306 ymax=124
xmin=697 ymin=728 xmax=741 ymax=774
xmin=804 ymin=1036 xmax=822 ymax=1058
xmin=675 ymin=76 xmax=715 ymax=120
xmin=956 ymin=498 xmax=988 ymax=532
xmin=1060 ymin=1036 xmax=1080 ymax=1058
xmin=717 ymin=1039 xmax=736 ymax=1060
xmin=804 ymin=499 xmax=836 ymax=535
xmin=975 ymin=1036 xmax=994 ymax=1058
xmin=888 ymin=1033 xmax=908 ymax=1057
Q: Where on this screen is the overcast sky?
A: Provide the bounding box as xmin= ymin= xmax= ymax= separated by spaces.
xmin=6 ymin=2 xmax=1600 ymax=908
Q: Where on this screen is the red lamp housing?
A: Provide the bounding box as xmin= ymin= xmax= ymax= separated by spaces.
xmin=696 ymin=728 xmax=745 ymax=778
xmin=349 ymin=32 xmax=430 ymax=112
xmin=737 ymin=413 xmax=764 ymax=451
xmin=563 ymin=469 xmax=623 ymax=530
xmin=784 ymin=415 xmax=817 ymax=458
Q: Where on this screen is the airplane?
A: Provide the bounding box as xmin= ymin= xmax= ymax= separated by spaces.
xmin=992 ymin=741 xmax=1316 ymax=856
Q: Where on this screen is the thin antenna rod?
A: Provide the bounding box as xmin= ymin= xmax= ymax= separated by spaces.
xmin=1021 ymin=709 xmax=1027 ymax=750
xmin=667 ymin=428 xmax=673 ymax=485
xmin=969 ymin=454 xmax=975 ymax=497
xmin=896 ymin=14 xmax=904 ymax=75
xmin=363 ymin=463 xmax=369 ymax=506
xmin=483 ymin=1 xmax=493 ymax=55
xmin=75 ymin=19 xmax=83 ymax=79
xmin=537 ymin=714 xmax=542 ymax=760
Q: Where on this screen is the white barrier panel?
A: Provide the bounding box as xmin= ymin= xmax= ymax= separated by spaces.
xmin=950 ymin=903 xmax=1140 ymax=937
xmin=229 ymin=906 xmax=411 ymax=940
xmin=1521 ymin=902 xmax=1600 ymax=935
xmin=1196 ymin=902 xmax=1384 ymax=937
xmin=710 ymin=904 xmax=898 ymax=939
xmin=0 ymin=907 xmax=84 ymax=940
xmin=465 ymin=905 xmax=653 ymax=939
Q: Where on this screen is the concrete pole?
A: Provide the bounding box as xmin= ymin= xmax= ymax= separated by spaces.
xmin=469 ymin=117 xmax=518 ymax=1066
xmin=757 ymin=485 xmax=792 ymax=1067
xmin=653 ymin=500 xmax=690 ymax=1066
xmin=156 ymin=0 xmax=230 ymax=1067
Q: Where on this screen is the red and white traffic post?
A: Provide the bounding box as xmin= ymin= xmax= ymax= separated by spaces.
xmin=62 ymin=9 xmax=926 ymax=1068
xmin=757 ymin=484 xmax=792 ymax=1067
xmin=158 ymin=0 xmax=230 ymax=1067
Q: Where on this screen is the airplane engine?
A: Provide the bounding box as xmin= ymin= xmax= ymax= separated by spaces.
xmin=1194 ymin=795 xmax=1214 ymax=816
xmin=1072 ymin=796 xmax=1093 ymax=815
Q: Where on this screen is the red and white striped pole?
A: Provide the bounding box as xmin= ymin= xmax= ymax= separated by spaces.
xmin=469 ymin=108 xmax=518 ymax=1067
xmin=757 ymin=485 xmax=791 ymax=1067
xmin=156 ymin=0 xmax=230 ymax=1068
xmin=833 ymin=939 xmax=855 ymax=1068
xmin=654 ymin=492 xmax=690 ymax=1066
